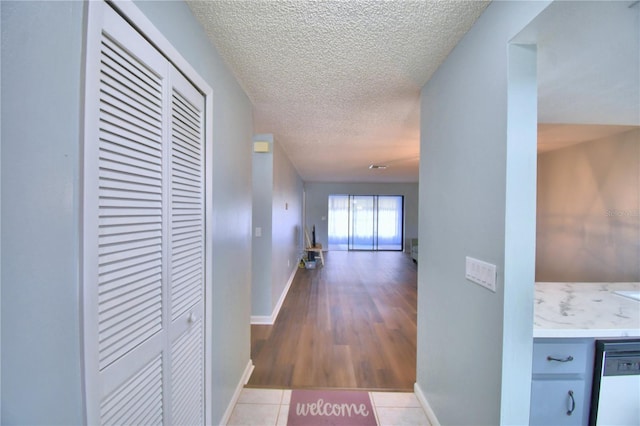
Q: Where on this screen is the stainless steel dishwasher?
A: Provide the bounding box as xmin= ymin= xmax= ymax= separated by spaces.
xmin=589 ymin=339 xmax=640 ymax=425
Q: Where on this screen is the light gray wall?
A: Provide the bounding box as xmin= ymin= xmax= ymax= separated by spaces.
xmin=252 ymin=135 xmax=274 ymax=316
xmin=252 ymin=135 xmax=303 ymax=317
xmin=304 ymin=182 xmax=418 ymax=252
xmin=537 ymin=128 xmax=640 ymax=282
xmin=132 ymin=2 xmax=254 ymax=423
xmin=271 ymin=140 xmax=304 ymax=310
xmin=417 ymin=1 xmax=548 ymax=424
xmin=1 ymin=1 xmax=85 ymax=423
xmin=1 ymin=1 xmax=254 ymax=424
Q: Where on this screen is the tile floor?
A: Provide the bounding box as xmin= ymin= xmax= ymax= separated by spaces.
xmin=227 ymin=388 xmax=432 ymax=426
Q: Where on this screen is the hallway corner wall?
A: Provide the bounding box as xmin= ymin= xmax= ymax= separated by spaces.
xmin=417 ymin=1 xmax=549 ymax=424
xmin=252 ymin=134 xmax=304 ymax=321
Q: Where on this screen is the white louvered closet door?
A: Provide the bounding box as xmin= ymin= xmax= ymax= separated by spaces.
xmin=83 ymin=3 xmax=205 ymax=425
xmin=167 ymin=66 xmax=205 ymax=426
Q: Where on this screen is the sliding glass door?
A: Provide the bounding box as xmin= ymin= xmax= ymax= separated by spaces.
xmin=328 ymin=195 xmax=403 ymax=251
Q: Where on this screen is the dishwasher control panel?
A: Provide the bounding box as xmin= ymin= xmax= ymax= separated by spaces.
xmin=603 ymin=352 xmax=640 ymax=376
xmin=603 ymin=354 xmax=640 ymax=376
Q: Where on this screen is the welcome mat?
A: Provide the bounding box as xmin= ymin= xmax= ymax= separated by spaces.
xmin=287 ymin=390 xmax=377 ymax=426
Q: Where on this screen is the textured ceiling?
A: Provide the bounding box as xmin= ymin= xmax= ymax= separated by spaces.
xmin=187 ymin=0 xmax=639 ymax=182
xmin=187 ymin=0 xmax=490 ymax=182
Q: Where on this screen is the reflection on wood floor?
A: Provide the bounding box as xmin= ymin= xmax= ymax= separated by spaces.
xmin=248 ymin=250 xmax=417 ymax=391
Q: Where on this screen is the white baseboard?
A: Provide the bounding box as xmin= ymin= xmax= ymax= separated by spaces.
xmin=220 ymin=360 xmax=255 ymax=426
xmin=250 ymin=267 xmax=298 ymax=325
xmin=414 ymin=382 xmax=440 ymax=426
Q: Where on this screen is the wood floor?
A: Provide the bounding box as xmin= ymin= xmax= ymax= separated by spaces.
xmin=248 ymin=250 xmax=417 ymax=391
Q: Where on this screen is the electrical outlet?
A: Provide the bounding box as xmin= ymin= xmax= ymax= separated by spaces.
xmin=465 ymin=256 xmax=497 ymax=292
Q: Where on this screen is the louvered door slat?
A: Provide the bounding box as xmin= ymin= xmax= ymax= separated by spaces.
xmin=100 ymin=102 xmax=163 ymax=138
xmin=173 ymin=235 xmax=202 ymax=251
xmin=100 ymin=121 xmax=162 ymax=152
xmin=172 ymin=126 xmax=201 ymax=150
xmin=172 ymin=138 xmax=200 ymax=161
xmin=98 ymin=242 xmax=161 ymax=269
xmin=99 ymin=293 xmax=161 ymax=334
xmin=100 ymin=354 xmax=163 ymax=425
xmin=99 ymin=229 xmax=161 ymax=248
xmin=100 ymin=111 xmax=162 ymax=146
xmin=171 ymin=320 xmax=203 ymax=426
xmin=99 ymin=170 xmax=162 ymax=192
xmin=102 ymin=356 xmax=161 ymax=419
xmin=172 ymin=119 xmax=200 ymax=145
xmin=172 ymin=181 xmax=200 ymax=194
xmin=100 ymin=139 xmax=162 ymax=169
xmin=100 ymin=90 xmax=162 ymax=132
xmin=99 ymin=312 xmax=162 ymax=364
xmin=172 ymin=111 xmax=200 ymax=138
xmin=98 ymin=284 xmax=160 ymax=320
xmin=98 ymin=255 xmax=160 ymax=282
xmin=99 ymin=182 xmax=162 ymax=201
xmin=172 ymin=174 xmax=201 ymax=188
xmin=101 ymin=36 xmax=162 ymax=101
xmin=100 ymin=72 xmax=162 ymax=121
xmin=172 ymin=95 xmax=200 ymax=126
xmin=99 ymin=155 xmax=162 ymax=182
xmin=99 ymin=214 xmax=162 ymax=228
xmin=100 ymin=129 xmax=162 ymax=159
xmin=172 ymin=151 xmax=201 ymax=171
xmin=99 ymin=136 xmax=162 ymax=170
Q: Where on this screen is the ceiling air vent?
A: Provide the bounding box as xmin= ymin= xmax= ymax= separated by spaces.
xmin=368 ymin=164 xmax=387 ymax=170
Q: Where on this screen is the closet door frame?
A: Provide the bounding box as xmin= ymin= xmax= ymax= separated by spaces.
xmin=81 ymin=1 xmax=214 ymax=423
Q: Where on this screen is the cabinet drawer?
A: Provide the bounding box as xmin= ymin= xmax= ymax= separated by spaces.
xmin=532 ymin=340 xmax=591 ymax=375
xmin=530 ymin=379 xmax=589 ymax=425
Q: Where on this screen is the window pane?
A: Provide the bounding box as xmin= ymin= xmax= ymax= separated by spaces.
xmin=328 ymin=195 xmax=349 ymax=250
xmin=350 ymin=195 xmax=375 ymax=250
xmin=378 ymin=196 xmax=403 ymax=250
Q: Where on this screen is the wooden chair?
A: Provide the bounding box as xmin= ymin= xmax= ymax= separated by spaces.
xmin=304 ymin=227 xmax=325 ymax=266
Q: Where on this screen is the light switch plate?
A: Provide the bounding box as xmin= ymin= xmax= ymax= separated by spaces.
xmin=465 ymin=256 xmax=497 ymax=292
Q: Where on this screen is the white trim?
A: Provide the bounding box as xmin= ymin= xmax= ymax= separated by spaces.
xmin=81 ymin=3 xmax=104 ymax=422
xmin=414 ymin=382 xmax=440 ymax=426
xmin=251 ymin=267 xmax=298 ymax=325
xmin=220 ymin=360 xmax=255 ymax=426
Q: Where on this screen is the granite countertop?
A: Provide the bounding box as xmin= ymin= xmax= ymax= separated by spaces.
xmin=533 ymin=282 xmax=640 ymax=338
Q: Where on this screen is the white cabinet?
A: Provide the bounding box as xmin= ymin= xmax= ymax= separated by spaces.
xmin=530 ymin=338 xmax=595 ymax=426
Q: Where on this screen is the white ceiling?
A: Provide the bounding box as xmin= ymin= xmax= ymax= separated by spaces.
xmin=187 ymin=0 xmax=639 ymax=183
xmin=526 ymin=0 xmax=640 ymax=151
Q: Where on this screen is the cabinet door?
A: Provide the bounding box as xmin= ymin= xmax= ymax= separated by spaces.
xmin=530 ymin=379 xmax=589 ymax=426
